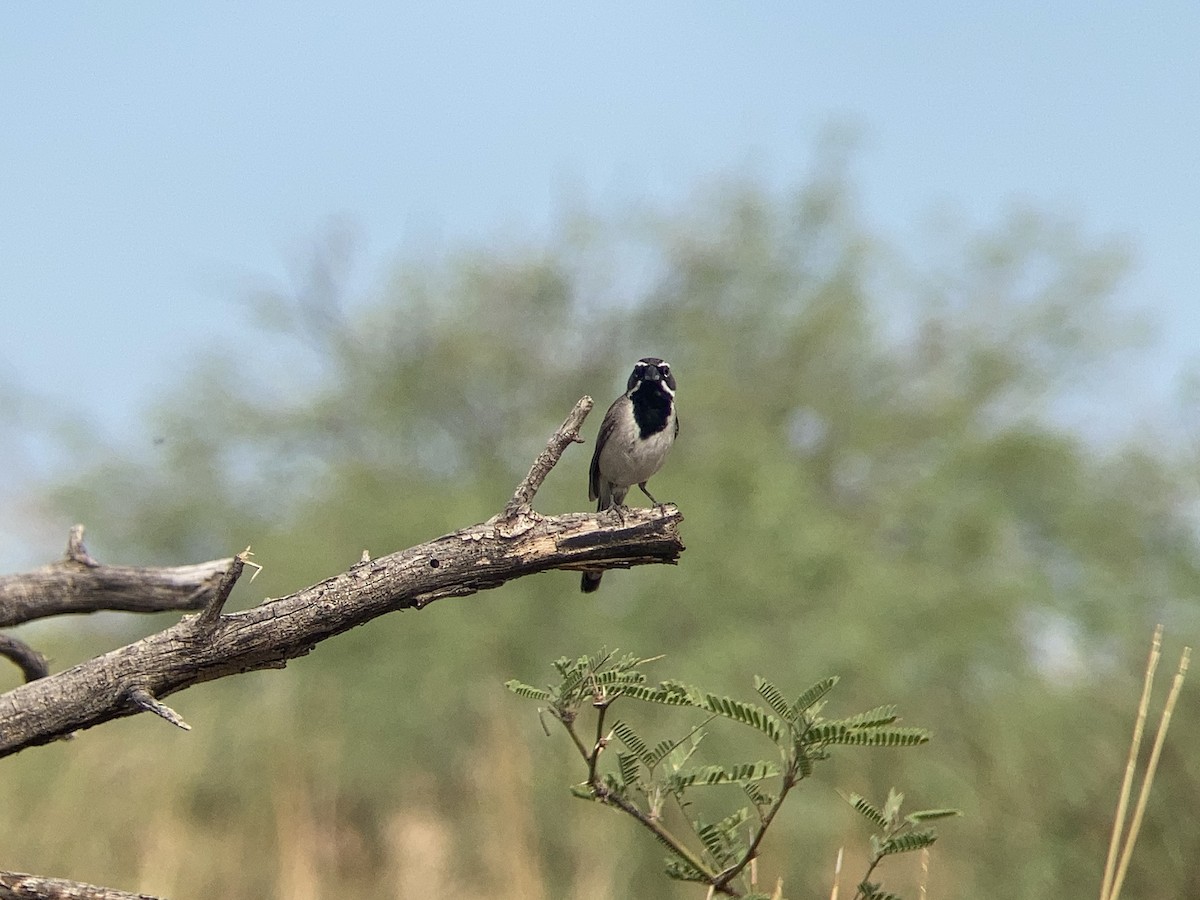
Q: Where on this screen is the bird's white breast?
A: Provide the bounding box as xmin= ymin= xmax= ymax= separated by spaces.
xmin=597 ymin=400 xmax=676 ymax=488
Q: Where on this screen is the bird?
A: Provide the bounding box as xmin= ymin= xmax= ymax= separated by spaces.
xmin=581 ymin=357 xmax=679 ymax=592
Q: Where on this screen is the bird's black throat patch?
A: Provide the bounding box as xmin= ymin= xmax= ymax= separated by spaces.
xmin=631 ymin=382 xmax=673 ymax=439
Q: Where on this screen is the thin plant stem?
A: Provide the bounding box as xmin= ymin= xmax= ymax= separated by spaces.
xmin=853 ymin=821 xmax=918 ymax=900
xmin=588 ymin=701 xmax=609 ymax=786
xmin=855 ymin=853 xmax=884 ymax=900
xmin=829 ymin=846 xmax=844 ymax=900
xmin=1099 ymin=624 xmax=1162 ymax=900
xmin=563 ymin=719 xmax=592 ymax=763
xmin=560 ymin=699 xmax=731 ymax=895
xmin=590 ymin=780 xmax=730 ymax=895
xmin=714 ymin=770 xmax=797 ymax=891
xmin=1108 ymin=645 xmax=1190 ymax=900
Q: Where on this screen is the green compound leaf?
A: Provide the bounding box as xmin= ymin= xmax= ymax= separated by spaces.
xmin=600 ymin=773 xmax=626 ymax=798
xmin=845 ymin=792 xmax=888 ymax=829
xmin=836 ymin=704 xmax=899 ymax=728
xmin=806 ymin=723 xmax=929 ymax=747
xmin=700 ymin=693 xmax=783 ymax=743
xmin=905 ymin=808 xmax=962 ymax=824
xmin=695 ymin=807 xmax=752 ymax=867
xmin=586 ymin=666 xmax=648 ymax=687
xmin=504 ymin=680 xmax=552 ymax=702
xmin=791 ymin=676 xmax=839 ymax=719
xmin=878 ymin=829 xmax=938 ymax=856
xmin=619 ymin=683 xmax=705 ymax=708
xmin=646 ymin=739 xmax=677 ymax=768
xmin=611 ymin=720 xmax=654 ymax=766
xmin=882 ymin=788 xmax=904 ymax=825
xmin=754 ymin=676 xmax=795 ymax=722
xmin=743 ymin=781 xmax=777 ymax=808
xmin=616 ymin=752 xmax=642 ymax=791
xmin=663 ymin=857 xmax=710 ymax=883
xmin=664 ymin=761 xmax=780 ymax=792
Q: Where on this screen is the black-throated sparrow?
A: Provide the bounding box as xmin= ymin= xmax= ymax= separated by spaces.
xmin=581 ymin=357 xmax=679 ymax=592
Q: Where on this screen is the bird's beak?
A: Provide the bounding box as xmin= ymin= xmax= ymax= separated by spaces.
xmin=642 ymin=366 xmax=661 ymax=382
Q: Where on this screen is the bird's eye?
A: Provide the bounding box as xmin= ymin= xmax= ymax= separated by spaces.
xmin=660 ymin=364 xmax=670 ymax=375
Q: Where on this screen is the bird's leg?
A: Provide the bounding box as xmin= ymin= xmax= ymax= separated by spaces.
xmin=637 ymin=482 xmax=659 ymax=505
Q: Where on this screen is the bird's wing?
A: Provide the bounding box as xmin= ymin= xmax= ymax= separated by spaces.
xmin=588 ymin=399 xmax=622 ymax=502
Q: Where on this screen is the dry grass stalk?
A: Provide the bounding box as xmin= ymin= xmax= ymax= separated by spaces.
xmin=1098 ymin=624 xmax=1162 ymax=900
xmin=1107 ymin=643 xmax=1190 ymax=900
xmin=828 ymin=846 xmax=843 ymax=900
xmin=1100 ymin=625 xmax=1191 ymax=900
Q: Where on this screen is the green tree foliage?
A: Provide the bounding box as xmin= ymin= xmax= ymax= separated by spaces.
xmin=5 ymin=164 xmax=1199 ymax=898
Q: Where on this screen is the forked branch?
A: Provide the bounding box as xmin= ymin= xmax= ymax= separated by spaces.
xmin=0 ymin=396 xmax=684 ymax=900
xmin=0 ymin=525 xmax=232 ymax=629
xmin=0 ymin=397 xmax=684 ymax=759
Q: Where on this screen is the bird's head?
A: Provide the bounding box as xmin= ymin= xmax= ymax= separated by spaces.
xmin=627 ymin=357 xmax=676 ymax=395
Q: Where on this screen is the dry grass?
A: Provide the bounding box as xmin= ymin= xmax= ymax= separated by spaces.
xmin=1100 ymin=625 xmax=1191 ymax=900
xmin=0 ymin=694 xmax=602 ymax=900
xmin=828 ymin=846 xmax=843 ymax=900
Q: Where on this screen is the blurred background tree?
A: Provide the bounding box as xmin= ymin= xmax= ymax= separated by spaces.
xmin=2 ymin=161 xmax=1198 ymax=899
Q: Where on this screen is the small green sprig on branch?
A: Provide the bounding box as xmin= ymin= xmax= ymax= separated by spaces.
xmin=506 ymin=650 xmax=959 ymax=899
xmin=843 ymin=788 xmax=961 ymax=900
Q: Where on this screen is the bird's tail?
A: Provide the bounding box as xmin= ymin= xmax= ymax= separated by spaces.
xmin=580 ymin=489 xmax=613 ymax=592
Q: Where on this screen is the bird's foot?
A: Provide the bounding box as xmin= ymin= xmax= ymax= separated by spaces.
xmin=608 ymin=502 xmax=630 ymax=526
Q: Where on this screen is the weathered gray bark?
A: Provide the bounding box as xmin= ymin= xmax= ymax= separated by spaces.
xmin=0 ymin=525 xmax=231 ymax=628
xmin=0 ymin=503 xmax=683 ymax=757
xmin=0 ymin=397 xmax=686 ymax=900
xmin=0 ymin=872 xmax=163 ymax=900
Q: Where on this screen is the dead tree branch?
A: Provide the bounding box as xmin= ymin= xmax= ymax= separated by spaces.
xmin=0 ymin=634 xmax=49 ymax=683
xmin=501 ymin=394 xmax=592 ymax=518
xmin=0 ymin=871 xmax=164 ymax=900
xmin=0 ymin=397 xmax=684 ymax=760
xmin=0 ymin=525 xmax=232 ymax=628
xmin=194 ymin=549 xmax=250 ymax=630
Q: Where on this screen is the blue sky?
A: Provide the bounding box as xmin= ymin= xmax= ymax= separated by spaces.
xmin=2 ymin=3 xmax=1199 ymax=566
